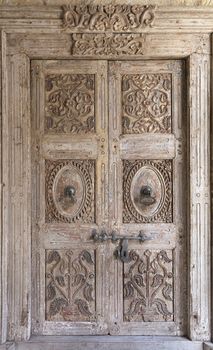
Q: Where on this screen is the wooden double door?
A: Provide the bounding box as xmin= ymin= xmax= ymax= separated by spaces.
xmin=31 ymin=59 xmax=187 ymax=336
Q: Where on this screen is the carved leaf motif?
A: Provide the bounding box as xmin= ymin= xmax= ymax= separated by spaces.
xmin=47 ymin=250 xmax=61 ymax=264
xmin=151 ymin=274 xmax=164 ymax=287
xmin=138 ymin=260 xmax=146 ymax=274
xmin=162 ymin=282 xmax=173 ymax=301
xmin=62 ymin=5 xmax=156 ymax=32
xmin=46 ymin=249 xmax=96 ymax=322
xmin=152 ymin=298 xmax=172 ymax=317
xmin=46 ymin=282 xmax=56 ymax=301
xmin=159 ymin=250 xmax=172 ymax=263
xmin=133 ymin=274 xmax=145 ymax=287
xmin=128 ymin=298 xmax=146 ymax=315
xmin=74 ymin=299 xmax=93 ymax=316
xmin=124 ymin=281 xmax=135 ymax=299
xmin=73 ymin=273 xmax=85 ymax=286
xmin=49 ymin=298 xmax=68 ymax=317
xmin=55 ymin=275 xmax=66 ymax=287
xmin=59 ymin=259 xmax=67 ymax=274
xmin=81 ymin=250 xmax=94 ymax=265
xmin=72 ymin=34 xmax=145 ymax=57
xmin=83 ymin=283 xmax=94 ymax=302
xmin=150 ymin=259 xmax=159 ymax=274
xmin=123 ymin=249 xmax=173 ymax=322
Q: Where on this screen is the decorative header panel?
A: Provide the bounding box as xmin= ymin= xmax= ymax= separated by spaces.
xmin=62 ymin=4 xmax=156 ymax=32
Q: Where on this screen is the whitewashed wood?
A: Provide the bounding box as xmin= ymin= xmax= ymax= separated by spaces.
xmin=0 ymin=6 xmax=213 ymax=33
xmin=188 ymin=54 xmax=211 ymax=341
xmin=120 ymin=134 xmax=175 ymax=159
xmin=5 ymin=53 xmax=31 ymax=341
xmin=6 ymin=33 xmax=210 ymax=58
xmin=14 ymin=336 xmax=203 ymax=350
xmin=31 ymin=60 xmax=109 ymax=336
xmin=1 ymin=30 xmax=9 ymax=345
xmin=0 ymin=30 xmax=5 ymax=346
xmin=0 ymin=3 xmax=212 ymax=348
xmin=0 ymin=344 xmax=14 ymax=350
xmin=0 ymin=30 xmax=3 ymax=346
xmin=108 ymin=60 xmax=187 ymax=336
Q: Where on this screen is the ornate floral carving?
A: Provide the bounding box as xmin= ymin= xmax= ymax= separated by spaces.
xmin=124 ymin=249 xmax=173 ymax=322
xmin=45 ymin=74 xmax=95 ymax=134
xmin=122 ymin=74 xmax=172 ymax=134
xmin=123 ymin=160 xmax=172 ymax=223
xmin=45 ymin=160 xmax=95 ymax=223
xmin=62 ymin=5 xmax=156 ymax=32
xmin=45 ymin=249 xmax=96 ymax=321
xmin=71 ymin=34 xmax=145 ymax=56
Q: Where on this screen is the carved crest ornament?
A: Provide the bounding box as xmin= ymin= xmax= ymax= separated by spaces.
xmin=62 ymin=5 xmax=156 ymax=56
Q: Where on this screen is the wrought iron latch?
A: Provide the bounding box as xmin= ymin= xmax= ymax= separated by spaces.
xmin=91 ymin=230 xmax=155 ymax=263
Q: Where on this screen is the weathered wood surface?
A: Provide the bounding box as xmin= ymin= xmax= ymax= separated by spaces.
xmin=188 ymin=54 xmax=211 ymax=341
xmin=14 ymin=336 xmax=203 ymax=350
xmin=0 ymin=2 xmax=212 ymax=349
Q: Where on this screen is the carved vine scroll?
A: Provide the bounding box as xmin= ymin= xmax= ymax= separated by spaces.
xmin=71 ymin=34 xmax=145 ymax=57
xmin=45 ymin=249 xmax=96 ymax=321
xmin=124 ymin=249 xmax=174 ymax=322
xmin=45 ymin=73 xmax=95 ymax=134
xmin=62 ymin=5 xmax=156 ymax=32
xmin=122 ymin=73 xmax=172 ymax=134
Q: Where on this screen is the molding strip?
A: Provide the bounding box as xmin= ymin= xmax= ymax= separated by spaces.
xmin=6 ymin=54 xmax=31 ymax=341
xmin=188 ymin=53 xmax=211 ymax=341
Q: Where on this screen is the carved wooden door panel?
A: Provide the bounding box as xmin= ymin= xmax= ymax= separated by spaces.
xmin=108 ymin=60 xmax=187 ymax=336
xmin=31 ymin=59 xmax=187 ymax=336
xmin=31 ymin=60 xmax=109 ymax=335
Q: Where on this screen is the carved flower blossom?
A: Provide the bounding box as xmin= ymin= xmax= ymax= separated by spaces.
xmin=104 ymin=5 xmax=116 ymax=15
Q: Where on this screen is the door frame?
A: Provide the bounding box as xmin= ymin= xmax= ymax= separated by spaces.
xmin=0 ymin=4 xmax=212 ymax=347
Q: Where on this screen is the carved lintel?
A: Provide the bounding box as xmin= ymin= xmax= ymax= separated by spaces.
xmin=71 ymin=33 xmax=145 ymax=57
xmin=62 ymin=5 xmax=156 ymax=32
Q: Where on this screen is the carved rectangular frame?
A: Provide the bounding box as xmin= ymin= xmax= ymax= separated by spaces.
xmin=0 ymin=4 xmax=212 ymax=346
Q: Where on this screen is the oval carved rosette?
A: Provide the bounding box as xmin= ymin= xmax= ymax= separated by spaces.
xmin=123 ymin=160 xmax=172 ymax=223
xmin=45 ymin=159 xmax=95 ymax=223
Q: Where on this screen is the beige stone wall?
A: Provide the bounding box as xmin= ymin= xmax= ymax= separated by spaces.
xmin=0 ymin=0 xmax=213 ymax=7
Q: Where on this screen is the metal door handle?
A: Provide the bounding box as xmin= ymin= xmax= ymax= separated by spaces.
xmin=140 ymin=185 xmax=156 ymax=206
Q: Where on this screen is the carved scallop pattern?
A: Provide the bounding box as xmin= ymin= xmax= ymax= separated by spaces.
xmin=123 ymin=160 xmax=172 ymax=223
xmin=45 ymin=160 xmax=95 ymax=223
xmin=122 ymin=74 xmax=172 ymax=134
xmin=45 ymin=74 xmax=95 ymax=134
